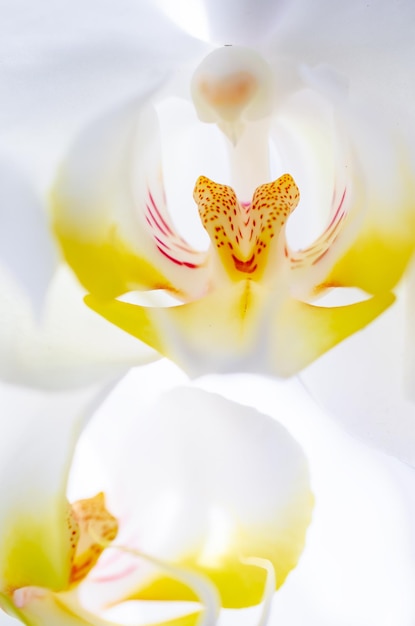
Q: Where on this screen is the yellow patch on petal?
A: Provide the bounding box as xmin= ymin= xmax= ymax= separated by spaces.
xmin=127 ymin=496 xmax=313 ymax=609
xmin=54 ymin=227 xmax=173 ymax=300
xmin=272 ymin=292 xmax=396 ymax=376
xmin=85 ymin=294 xmax=167 ymax=356
xmin=69 ymin=493 xmax=118 ymax=585
xmin=320 ymin=162 xmax=415 ymax=295
xmin=322 ymin=223 xmax=415 ymax=294
xmin=131 ymin=558 xmax=278 ymax=608
xmin=194 ymin=174 xmax=299 ymax=282
xmin=1 ymin=504 xmax=75 ymax=594
xmin=166 ymin=281 xmax=264 ymax=363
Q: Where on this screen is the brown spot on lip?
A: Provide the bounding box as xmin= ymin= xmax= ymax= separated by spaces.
xmin=232 ymin=254 xmax=257 ymax=273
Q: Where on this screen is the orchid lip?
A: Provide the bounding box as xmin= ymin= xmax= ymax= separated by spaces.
xmin=194 ymin=173 xmax=300 ymax=282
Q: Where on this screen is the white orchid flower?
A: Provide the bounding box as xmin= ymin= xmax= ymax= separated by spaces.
xmin=0 ymin=385 xmax=313 ymax=626
xmin=49 ymin=6 xmax=415 ymax=379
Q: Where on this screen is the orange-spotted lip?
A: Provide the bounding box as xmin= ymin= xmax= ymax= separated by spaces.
xmin=193 ymin=173 xmax=300 ymax=281
xmin=69 ymin=492 xmax=118 ymax=586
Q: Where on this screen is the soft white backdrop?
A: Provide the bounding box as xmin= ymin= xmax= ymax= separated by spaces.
xmin=2 ymin=0 xmax=415 ymax=623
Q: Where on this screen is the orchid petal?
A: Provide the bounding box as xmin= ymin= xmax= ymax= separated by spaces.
xmin=272 ymin=293 xmax=395 ymax=376
xmin=0 ymin=382 xmax=103 ymax=593
xmin=0 ymin=265 xmax=157 ymax=389
xmin=300 ymin=293 xmax=415 ymax=466
xmin=0 ymin=160 xmax=57 ymax=313
xmin=322 ymin=150 xmax=415 ymax=295
xmin=200 ymin=0 xmax=288 ymax=45
xmin=240 ymin=557 xmax=275 ymax=626
xmin=1 ymin=0 xmax=207 ymax=182
xmin=269 ymin=84 xmax=415 ymax=298
xmin=323 ymin=219 xmax=415 ymax=295
xmin=81 ymin=388 xmax=313 ymax=608
xmin=51 ymin=96 xmax=170 ymax=298
xmin=270 ymin=0 xmax=415 ymax=115
xmin=51 ymin=97 xmax=208 ymax=302
xmin=85 ymin=283 xmax=394 ymax=377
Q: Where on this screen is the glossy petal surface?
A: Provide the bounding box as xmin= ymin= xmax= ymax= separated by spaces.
xmin=0 ymin=161 xmax=57 ymax=313
xmin=0 ymin=266 xmax=157 ymax=389
xmin=78 ymin=388 xmax=313 ymax=608
xmin=200 ymin=0 xmax=288 ymax=45
xmin=301 ymin=293 xmax=415 ymax=466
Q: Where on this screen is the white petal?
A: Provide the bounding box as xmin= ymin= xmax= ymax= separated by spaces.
xmin=0 ymin=160 xmax=57 ymax=312
xmin=72 ymin=385 xmax=312 ymax=609
xmin=300 ymin=295 xmax=415 ymax=466
xmin=52 ymin=93 xmax=209 ymax=301
xmin=0 ymin=264 xmax=157 ymax=389
xmin=0 ymin=0 xmax=206 ymax=183
xmin=153 ymin=0 xmax=210 ymax=41
xmin=200 ymin=0 xmax=290 ymax=45
xmin=268 ymin=0 xmax=415 ymax=118
xmin=196 ymin=373 xmax=415 ymax=626
xmin=0 ymin=380 xmax=104 ymax=593
xmin=270 ymin=74 xmax=415 ymax=299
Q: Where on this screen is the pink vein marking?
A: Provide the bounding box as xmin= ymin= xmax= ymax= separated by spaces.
xmin=289 ymin=187 xmax=347 ymax=268
xmin=148 ymin=191 xmax=175 ymax=236
xmin=146 ymin=204 xmax=170 ymax=237
xmin=172 ymin=240 xmax=202 ymax=254
xmin=154 ymin=235 xmax=171 ymax=251
xmin=327 ymin=188 xmax=347 ymax=229
xmin=92 ymin=563 xmax=138 ymax=584
xmin=157 ymin=245 xmax=198 ymax=268
xmin=147 ymin=190 xmax=200 ymax=255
